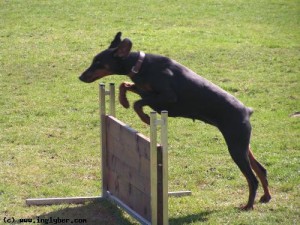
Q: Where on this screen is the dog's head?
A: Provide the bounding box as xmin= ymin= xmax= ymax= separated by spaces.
xmin=79 ymin=32 xmax=132 ymax=83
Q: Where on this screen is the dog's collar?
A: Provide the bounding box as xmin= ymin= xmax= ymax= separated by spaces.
xmin=128 ymin=51 xmax=145 ymax=78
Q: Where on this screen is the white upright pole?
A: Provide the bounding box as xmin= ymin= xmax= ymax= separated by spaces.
xmin=109 ymin=83 xmax=115 ymax=117
xmin=161 ymin=111 xmax=168 ymax=225
xmin=99 ymin=83 xmax=108 ymax=198
xmin=150 ymin=112 xmax=158 ymax=225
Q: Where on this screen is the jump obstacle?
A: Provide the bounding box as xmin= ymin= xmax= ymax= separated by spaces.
xmin=26 ymin=83 xmax=191 ymax=225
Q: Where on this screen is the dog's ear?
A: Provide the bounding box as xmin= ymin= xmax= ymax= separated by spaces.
xmin=114 ymin=38 xmax=132 ymax=58
xmin=109 ymin=32 xmax=122 ymax=49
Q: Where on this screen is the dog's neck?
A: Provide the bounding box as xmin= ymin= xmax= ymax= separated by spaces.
xmin=128 ymin=51 xmax=145 ymax=78
xmin=119 ymin=52 xmax=145 ymax=77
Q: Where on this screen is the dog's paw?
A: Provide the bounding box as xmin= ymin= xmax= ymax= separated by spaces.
xmin=119 ymin=96 xmax=130 ymax=108
xmin=259 ymin=194 xmax=271 ymax=203
xmin=240 ymin=204 xmax=254 ymax=211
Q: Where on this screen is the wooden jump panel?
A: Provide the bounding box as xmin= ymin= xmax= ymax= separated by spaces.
xmin=105 ymin=115 xmax=162 ymax=222
xmin=25 ymin=84 xmax=191 ymax=225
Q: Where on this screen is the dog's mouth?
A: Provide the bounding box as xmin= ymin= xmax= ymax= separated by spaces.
xmin=79 ymin=69 xmax=112 ymax=83
xmin=79 ymin=74 xmax=94 ymax=83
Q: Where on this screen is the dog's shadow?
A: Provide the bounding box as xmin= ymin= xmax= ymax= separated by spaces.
xmin=33 ymin=199 xmax=213 ymax=225
xmin=169 ymin=211 xmax=212 ymax=224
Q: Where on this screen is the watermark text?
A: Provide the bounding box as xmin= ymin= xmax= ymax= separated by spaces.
xmin=3 ymin=216 xmax=87 ymax=224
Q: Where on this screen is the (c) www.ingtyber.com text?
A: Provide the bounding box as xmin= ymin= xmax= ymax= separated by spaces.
xmin=3 ymin=216 xmax=88 ymax=224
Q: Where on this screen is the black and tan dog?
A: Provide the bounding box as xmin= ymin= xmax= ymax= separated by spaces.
xmin=79 ymin=32 xmax=271 ymax=210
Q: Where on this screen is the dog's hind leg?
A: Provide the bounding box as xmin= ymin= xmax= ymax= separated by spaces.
xmin=230 ymin=149 xmax=258 ymax=210
xmin=221 ymin=122 xmax=258 ymax=210
xmin=248 ymin=146 xmax=271 ymax=203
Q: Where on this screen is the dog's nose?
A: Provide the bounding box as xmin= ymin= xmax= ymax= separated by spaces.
xmin=78 ymin=74 xmax=92 ymax=83
xmin=78 ymin=75 xmax=84 ymax=82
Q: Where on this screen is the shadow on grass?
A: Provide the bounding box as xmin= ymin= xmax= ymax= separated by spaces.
xmin=32 ymin=199 xmax=213 ymax=225
xmin=169 ymin=211 xmax=213 ymax=224
xmin=32 ymin=199 xmax=135 ymax=225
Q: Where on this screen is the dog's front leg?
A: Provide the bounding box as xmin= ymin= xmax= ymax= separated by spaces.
xmin=133 ymin=99 xmax=151 ymax=125
xmin=119 ymin=82 xmax=141 ymax=108
xmin=133 ymin=91 xmax=177 ymax=125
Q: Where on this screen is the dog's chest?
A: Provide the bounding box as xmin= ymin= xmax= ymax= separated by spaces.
xmin=136 ymin=83 xmax=153 ymax=92
xmin=130 ymin=75 xmax=153 ymax=92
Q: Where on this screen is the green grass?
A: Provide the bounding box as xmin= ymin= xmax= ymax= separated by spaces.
xmin=0 ymin=0 xmax=299 ymax=224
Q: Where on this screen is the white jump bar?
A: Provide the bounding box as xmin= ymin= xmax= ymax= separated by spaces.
xmin=26 ymin=190 xmax=191 ymax=206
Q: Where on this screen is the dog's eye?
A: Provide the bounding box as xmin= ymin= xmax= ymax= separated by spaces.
xmin=93 ymin=60 xmax=103 ymax=67
xmin=104 ymin=64 xmax=110 ymax=70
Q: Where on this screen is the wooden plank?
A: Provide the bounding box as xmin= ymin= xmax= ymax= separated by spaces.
xmin=137 ymin=132 xmax=151 ymax=160
xmin=106 ymin=116 xmax=152 ymax=175
xmin=107 ymin=152 xmax=151 ymax=194
xmin=107 ymin=170 xmax=151 ymax=221
xmin=106 ymin=117 xmax=140 ymax=167
xmin=106 ymin=192 xmax=151 ymax=225
xmin=107 ymin=145 xmax=150 ymax=178
xmin=105 ymin=115 xmax=159 ymax=223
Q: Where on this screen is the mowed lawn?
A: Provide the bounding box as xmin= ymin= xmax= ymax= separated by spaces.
xmin=0 ymin=0 xmax=299 ymax=224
